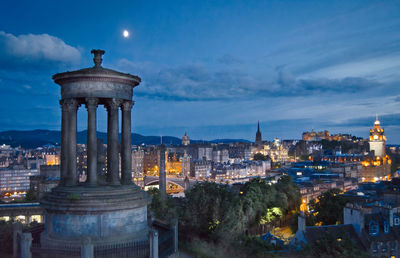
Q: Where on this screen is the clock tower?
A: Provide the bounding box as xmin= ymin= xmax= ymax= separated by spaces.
xmin=369 ymin=116 xmax=386 ymax=157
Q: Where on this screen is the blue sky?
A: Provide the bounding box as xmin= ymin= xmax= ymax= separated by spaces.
xmin=1 ymin=0 xmax=400 ymax=142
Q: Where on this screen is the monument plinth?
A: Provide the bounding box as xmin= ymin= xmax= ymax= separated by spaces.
xmin=40 ymin=50 xmax=151 ymax=250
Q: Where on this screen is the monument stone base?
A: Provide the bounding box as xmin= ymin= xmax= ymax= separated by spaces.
xmin=40 ymin=184 xmax=151 ymax=248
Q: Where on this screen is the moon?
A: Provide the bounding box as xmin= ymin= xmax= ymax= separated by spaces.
xmin=123 ymin=30 xmax=129 ymax=38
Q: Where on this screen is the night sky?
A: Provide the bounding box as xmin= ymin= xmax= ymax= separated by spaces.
xmin=1 ymin=0 xmax=400 ymax=143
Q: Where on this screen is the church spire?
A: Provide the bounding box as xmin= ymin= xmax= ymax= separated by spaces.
xmin=256 ymin=121 xmax=262 ymax=144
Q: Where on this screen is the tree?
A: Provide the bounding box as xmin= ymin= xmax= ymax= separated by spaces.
xmin=308 ymin=188 xmax=348 ymax=225
xmin=178 ymin=177 xmax=301 ymax=243
xmin=24 ymin=188 xmax=37 ymax=202
xmin=275 ymin=176 xmax=301 ymax=211
xmin=179 ymin=182 xmax=244 ymax=240
xmin=252 ymin=153 xmax=269 ymax=161
xmin=147 ymin=188 xmax=177 ymax=221
xmin=302 ymin=230 xmax=369 ymax=258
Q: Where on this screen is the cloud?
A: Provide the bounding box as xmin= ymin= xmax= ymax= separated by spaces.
xmin=218 ymin=54 xmax=243 ymax=65
xmin=118 ymin=59 xmax=382 ymax=101
xmin=393 ymin=96 xmax=400 ymax=103
xmin=0 ymin=31 xmax=81 ymax=69
xmin=332 ymin=113 xmax=400 ymax=128
xmin=302 ymin=54 xmax=400 ymax=82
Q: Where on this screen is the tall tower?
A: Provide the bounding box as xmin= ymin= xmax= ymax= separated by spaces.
xmin=182 ymin=131 xmax=190 ymax=146
xmin=255 ymin=121 xmax=262 ymax=144
xmin=369 ymin=115 xmax=386 ymax=157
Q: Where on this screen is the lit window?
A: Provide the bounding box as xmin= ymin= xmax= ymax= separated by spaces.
xmin=372 ymin=243 xmax=378 ymax=253
xmin=391 ymin=241 xmax=396 ymax=252
xmin=369 ymin=221 xmax=379 ymax=236
xmin=384 ymin=220 xmax=390 ymax=233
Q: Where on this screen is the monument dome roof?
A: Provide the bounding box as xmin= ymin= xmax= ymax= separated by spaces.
xmin=52 ymin=49 xmax=141 ymax=86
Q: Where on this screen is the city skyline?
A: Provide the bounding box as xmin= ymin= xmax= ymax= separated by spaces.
xmin=1 ymin=1 xmax=400 ymax=142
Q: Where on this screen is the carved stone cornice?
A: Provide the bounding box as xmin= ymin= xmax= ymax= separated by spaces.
xmin=54 ymin=76 xmax=140 ymax=86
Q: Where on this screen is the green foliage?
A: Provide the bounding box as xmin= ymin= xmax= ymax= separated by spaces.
xmin=147 ymin=188 xmax=177 ymax=221
xmin=179 ymin=176 xmax=301 ymax=242
xmin=298 ymin=154 xmax=310 ymax=161
xmin=389 ymin=151 xmax=400 ymax=176
xmin=24 ymin=188 xmax=37 ymax=202
xmin=260 ymin=207 xmax=283 ymax=224
xmin=252 ymin=153 xmax=269 ymax=161
xmin=67 ymin=193 xmax=80 ymax=200
xmin=308 ymin=188 xmax=348 ymax=225
xmin=275 ymin=176 xmax=301 ymax=211
xmin=180 ymin=236 xmax=282 ymax=258
xmin=301 ymin=230 xmax=369 ymax=258
xmin=180 ymin=182 xmax=244 ymax=240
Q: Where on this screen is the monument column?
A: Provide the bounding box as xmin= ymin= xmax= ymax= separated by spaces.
xmin=60 ymin=99 xmax=69 ymax=186
xmin=85 ymin=98 xmax=98 ymax=186
xmin=121 ymin=100 xmax=133 ymax=184
xmin=65 ymin=98 xmax=79 ymax=186
xmin=159 ymin=144 xmax=167 ymax=200
xmin=106 ymin=98 xmax=121 ymax=185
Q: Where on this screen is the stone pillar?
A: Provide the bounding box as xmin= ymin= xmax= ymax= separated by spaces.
xmin=121 ymin=100 xmax=133 ymax=184
xmin=159 ymin=145 xmax=167 ymax=200
xmin=149 ymin=229 xmax=159 ymax=258
xmin=26 ymin=215 xmax=31 ymax=225
xmin=65 ymin=98 xmax=79 ymax=186
xmin=106 ymin=99 xmax=121 ymax=185
xmin=13 ymin=222 xmax=22 ymax=258
xmin=172 ymin=218 xmax=178 ymax=254
xmin=20 ymin=233 xmax=32 ymax=258
xmin=60 ymin=100 xmax=69 ymax=186
xmin=85 ymin=98 xmax=98 ymax=186
xmin=81 ymin=237 xmax=94 ymax=258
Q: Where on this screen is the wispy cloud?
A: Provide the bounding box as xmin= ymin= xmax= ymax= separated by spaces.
xmin=303 ymin=54 xmax=400 ymax=82
xmin=218 ymin=54 xmax=243 ymax=65
xmin=0 ymin=31 xmax=81 ymax=70
xmin=117 ymin=59 xmax=383 ymax=101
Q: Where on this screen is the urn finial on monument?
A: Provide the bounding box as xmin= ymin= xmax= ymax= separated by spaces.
xmin=91 ymin=49 xmax=105 ymax=68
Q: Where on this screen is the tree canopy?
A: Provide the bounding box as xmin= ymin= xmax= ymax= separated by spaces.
xmin=308 ymin=188 xmax=348 ymax=225
xmin=178 ymin=176 xmax=300 ymax=241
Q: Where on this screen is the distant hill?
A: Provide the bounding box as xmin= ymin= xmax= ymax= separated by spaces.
xmin=209 ymin=139 xmax=250 ymax=144
xmin=0 ymin=130 xmax=250 ymax=148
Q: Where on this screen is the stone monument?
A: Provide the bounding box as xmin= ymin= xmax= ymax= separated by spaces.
xmin=39 ymin=50 xmax=151 ymax=253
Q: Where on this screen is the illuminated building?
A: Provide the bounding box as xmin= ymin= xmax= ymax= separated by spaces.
xmin=255 ymin=121 xmax=262 ymax=144
xmin=143 ymin=147 xmax=160 ymax=176
xmin=166 ymin=152 xmax=182 ymax=175
xmin=369 ymin=116 xmax=386 ymax=157
xmin=0 ymin=168 xmax=39 ymax=192
xmin=260 ymin=140 xmax=290 ymax=163
xmin=132 ymin=146 xmax=144 ymax=185
xmin=302 ymin=130 xmax=355 ymax=142
xmin=212 ymin=148 xmax=229 ymax=163
xmin=198 ymin=147 xmax=213 ymax=161
xmin=193 ymin=159 xmax=211 ymax=178
xmin=45 ymin=154 xmax=60 ymax=165
xmin=361 ymin=117 xmax=391 ymax=182
xmin=182 ymin=132 xmax=190 ymax=146
xmin=302 ymin=130 xmax=330 ymax=141
xmin=181 ymin=151 xmax=192 ymax=177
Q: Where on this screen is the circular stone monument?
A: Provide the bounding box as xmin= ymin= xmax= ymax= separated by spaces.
xmin=40 ymin=50 xmax=151 ymax=249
